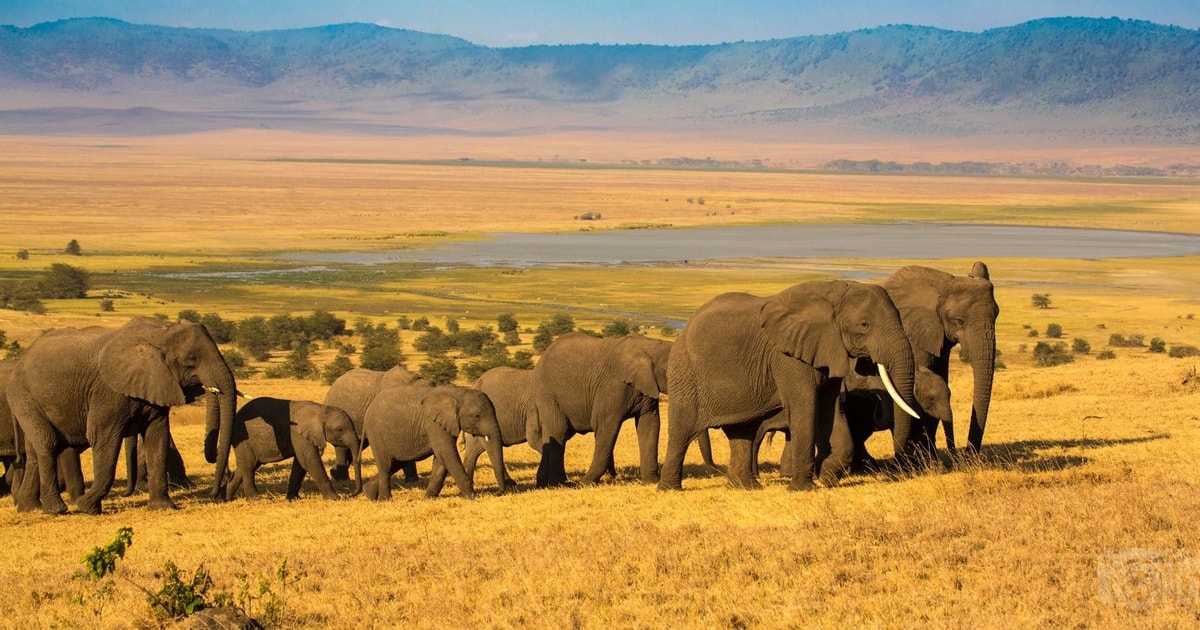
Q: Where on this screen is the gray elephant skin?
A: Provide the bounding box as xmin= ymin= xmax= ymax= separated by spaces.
xmin=7 ymin=317 xmax=238 ymax=514
xmin=466 ymin=366 xmax=540 ymax=489
xmin=363 ymin=384 xmax=506 ymax=500
xmin=531 ymin=332 xmax=670 ymax=488
xmin=660 ymin=279 xmax=920 ymax=492
xmin=225 ymin=397 xmax=362 ymax=501
xmin=323 ymin=366 xmax=428 ymax=483
xmin=121 ymin=431 xmax=193 ymax=497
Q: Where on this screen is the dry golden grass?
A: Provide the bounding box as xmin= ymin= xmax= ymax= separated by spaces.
xmin=0 ymin=133 xmax=1198 ymax=628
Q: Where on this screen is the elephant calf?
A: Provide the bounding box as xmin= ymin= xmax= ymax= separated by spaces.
xmin=363 ymin=384 xmax=507 ymax=500
xmin=227 ymin=397 xmax=362 ymax=501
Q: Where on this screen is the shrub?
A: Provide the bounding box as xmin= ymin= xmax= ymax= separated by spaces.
xmin=445 ymin=318 xmax=460 ymax=334
xmin=1033 ymin=341 xmax=1074 ymax=367
xmin=1045 ymin=323 xmax=1063 ymax=338
xmin=360 ymin=325 xmax=404 ymax=371
xmin=451 ymin=326 xmax=499 ymax=357
xmin=1097 ymin=349 xmax=1117 ymax=360
xmin=542 ymin=314 xmax=576 ymax=336
xmin=413 ymin=327 xmax=450 ymax=357
xmin=1168 ymin=345 xmax=1200 ymax=358
xmin=1031 ymin=294 xmax=1052 ymax=309
xmin=1027 ymin=329 xmax=1039 ymax=337
xmin=40 ymin=263 xmax=90 ymax=298
xmin=660 ymin=325 xmax=677 ymax=337
xmin=601 ymin=319 xmax=632 ymax=338
xmin=65 ymin=239 xmax=81 ymax=256
xmin=1072 ymin=337 xmax=1091 ymax=354
xmin=178 ymin=309 xmax=202 ymax=322
xmin=322 ymin=355 xmax=354 ymax=385
xmin=419 ymin=357 xmax=458 ymax=385
xmin=99 ymin=298 xmax=115 ymax=312
xmin=221 ymin=349 xmax=257 ymax=379
xmin=1149 ymin=338 xmax=1166 ymax=353
xmin=266 ymin=343 xmax=317 ymax=380
xmin=1109 ymin=333 xmax=1145 ymax=347
xmin=200 ymin=313 xmax=235 ymax=344
xmin=532 ymin=329 xmax=553 ymax=353
xmin=503 ymin=330 xmax=521 ymax=345
xmin=396 ymin=315 xmax=411 ymax=330
xmin=497 ymin=313 xmax=518 ymax=333
xmin=15 ymin=249 xmax=28 ymax=260
xmin=411 ymin=316 xmax=430 ymax=332
xmin=234 ymin=316 xmax=273 ymax=361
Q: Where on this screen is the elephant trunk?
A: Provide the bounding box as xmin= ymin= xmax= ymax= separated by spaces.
xmin=873 ymin=339 xmax=917 ymax=462
xmin=122 ymin=435 xmax=138 ymax=497
xmin=350 ymin=437 xmax=363 ymax=496
xmin=202 ymin=363 xmax=237 ymax=501
xmin=963 ymin=328 xmax=996 ymax=455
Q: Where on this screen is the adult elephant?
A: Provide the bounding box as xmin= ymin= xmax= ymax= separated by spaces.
xmin=362 ymin=384 xmax=506 ymax=500
xmin=8 ymin=318 xmax=237 ymax=514
xmin=880 ymin=262 xmax=998 ymax=456
xmin=1 ymin=361 xmax=88 ymax=500
xmin=532 ymin=332 xmax=670 ymax=488
xmin=225 ymin=397 xmax=363 ymax=501
xmin=659 ymin=280 xmax=920 ymax=491
xmin=323 ymin=366 xmax=428 ymax=484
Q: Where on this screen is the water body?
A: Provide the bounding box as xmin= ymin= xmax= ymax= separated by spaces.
xmin=285 ymin=224 xmax=1200 ymax=268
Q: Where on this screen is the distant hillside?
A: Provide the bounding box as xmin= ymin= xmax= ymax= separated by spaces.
xmin=1 ymin=17 xmax=1197 ymax=143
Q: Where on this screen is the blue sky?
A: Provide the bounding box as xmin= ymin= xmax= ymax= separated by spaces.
xmin=2 ymin=1 xmax=1197 ymax=47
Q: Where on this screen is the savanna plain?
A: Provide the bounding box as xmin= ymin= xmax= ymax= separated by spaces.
xmin=1 ymin=132 xmax=1199 ymax=628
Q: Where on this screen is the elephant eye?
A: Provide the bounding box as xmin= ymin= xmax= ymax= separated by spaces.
xmin=951 ymin=317 xmax=966 ymax=328
xmin=856 ymin=320 xmax=870 ymax=332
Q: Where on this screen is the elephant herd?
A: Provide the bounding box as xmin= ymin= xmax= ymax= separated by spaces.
xmin=0 ymin=263 xmax=999 ymax=514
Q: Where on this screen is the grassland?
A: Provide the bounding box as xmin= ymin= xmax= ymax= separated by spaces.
xmin=0 ymin=133 xmax=1198 ymax=628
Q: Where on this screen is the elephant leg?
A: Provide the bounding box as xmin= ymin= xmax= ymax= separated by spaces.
xmin=242 ymin=464 xmax=264 ymax=499
xmin=225 ymin=468 xmax=243 ymax=500
xmin=401 ymin=462 xmax=418 ymax=482
xmin=23 ymin=447 xmax=67 ymax=514
xmin=427 ymin=427 xmax=475 ymax=499
xmin=818 ymin=398 xmax=854 ymax=487
xmin=634 ymin=409 xmax=661 ymax=484
xmin=373 ymin=457 xmax=398 ymax=501
xmin=696 ymin=430 xmax=719 ymax=474
xmin=294 ymin=446 xmax=339 ymax=501
xmin=58 ymin=447 xmax=86 ymax=501
xmin=141 ymin=417 xmax=176 ymax=511
xmin=723 ymin=422 xmax=762 ymax=489
xmin=425 ymin=457 xmax=448 ymax=498
xmin=942 ymin=419 xmax=957 ymax=465
xmin=285 ymin=460 xmax=307 ymax=501
xmin=581 ymin=419 xmax=622 ymax=485
xmin=165 ymin=433 xmax=192 ymax=489
xmin=330 ymin=445 xmax=352 ymax=482
xmin=76 ymin=432 xmax=122 ymax=516
xmin=121 ymin=435 xmax=138 ymax=497
xmin=535 ymin=438 xmax=569 ymax=488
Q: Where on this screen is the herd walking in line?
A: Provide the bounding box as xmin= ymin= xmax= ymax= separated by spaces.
xmin=0 ymin=262 xmax=999 ymax=514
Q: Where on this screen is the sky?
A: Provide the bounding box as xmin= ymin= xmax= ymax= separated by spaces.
xmin=1 ymin=1 xmax=1198 ymax=47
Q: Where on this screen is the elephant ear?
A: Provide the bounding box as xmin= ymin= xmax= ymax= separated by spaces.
xmin=619 ymin=345 xmax=662 ymax=399
xmin=97 ymin=320 xmax=186 ymax=407
xmin=759 ymin=281 xmax=851 ymax=377
xmin=294 ymin=404 xmax=326 ymax=449
xmin=883 ymin=267 xmax=949 ymax=359
xmin=969 ymin=261 xmax=991 ymax=281
xmin=423 ymin=390 xmax=462 ymax=438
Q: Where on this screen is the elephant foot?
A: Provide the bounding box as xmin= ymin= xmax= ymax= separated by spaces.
xmin=147 ymin=497 xmax=178 ymax=511
xmin=786 ymin=477 xmax=818 ymax=492
xmin=37 ymin=495 xmax=70 ymax=515
xmin=503 ymin=477 xmax=518 ymax=491
xmin=75 ymin=495 xmax=103 ymax=515
xmin=641 ymin=473 xmax=661 ymax=485
xmin=726 ymin=475 xmax=762 ymax=490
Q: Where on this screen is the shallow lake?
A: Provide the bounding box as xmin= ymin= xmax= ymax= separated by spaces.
xmin=287 ymin=223 xmax=1200 ymax=267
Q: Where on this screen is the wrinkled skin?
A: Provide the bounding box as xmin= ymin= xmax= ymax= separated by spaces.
xmin=363 ymin=385 xmax=506 ymax=500
xmin=226 ymin=397 xmax=362 ymax=501
xmin=323 ymin=366 xmax=428 ymax=484
xmin=659 ymin=280 xmax=919 ymax=492
xmin=7 ymin=318 xmax=237 ymax=514
xmin=121 ymin=431 xmax=193 ymax=497
xmin=1 ymin=361 xmax=87 ymax=500
xmin=466 ymin=366 xmax=542 ymax=489
xmin=531 ymin=333 xmax=670 ymax=488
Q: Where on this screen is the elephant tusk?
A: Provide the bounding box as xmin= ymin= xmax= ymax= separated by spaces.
xmin=877 ymin=363 xmax=921 ymax=419
xmin=204 ymin=386 xmax=223 ymax=395
xmin=236 ymin=390 xmax=254 ymax=400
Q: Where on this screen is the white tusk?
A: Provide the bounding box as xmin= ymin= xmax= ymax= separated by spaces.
xmin=204 ymin=386 xmax=222 ymax=395
xmin=237 ymin=390 xmax=253 ymax=400
xmin=877 ymin=363 xmax=921 ymax=419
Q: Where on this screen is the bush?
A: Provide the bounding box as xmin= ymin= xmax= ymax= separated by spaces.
xmin=99 ymin=298 xmax=115 ymax=312
xmin=445 ymin=318 xmax=460 ymax=334
xmin=322 ymin=355 xmax=354 ymax=384
xmin=178 ymin=309 xmax=202 ymax=322
xmin=1045 ymin=323 xmax=1063 ymax=338
xmin=65 ymin=239 xmax=82 ymax=256
xmin=1097 ymin=349 xmax=1117 ymax=360
xmin=360 ymin=325 xmax=404 ymax=371
xmin=234 ymin=316 xmax=273 ymax=361
xmin=1072 ymin=337 xmax=1091 ymax=354
xmin=15 ymin=249 xmax=28 ymax=260
xmin=200 ymin=313 xmax=235 ymax=344
xmin=419 ymin=357 xmax=458 ymax=385
xmin=660 ymin=325 xmax=677 ymax=337
xmin=503 ymin=330 xmax=521 ymax=345
xmin=497 ymin=313 xmax=518 ymax=333
xmin=532 ymin=329 xmax=554 ymax=353
xmin=1109 ymin=333 xmax=1146 ymax=347
xmin=411 ymin=317 xmax=430 ymax=332
xmin=397 ymin=315 xmax=411 ymax=330
xmin=1027 ymin=329 xmax=1039 ymax=337
xmin=413 ymin=327 xmax=450 ymax=357
xmin=1033 ymin=341 xmax=1074 ymax=367
xmin=40 ymin=263 xmax=90 ymax=298
xmin=1149 ymin=338 xmax=1166 ymax=353
xmin=1031 ymin=294 xmax=1052 ymax=309
xmin=601 ymin=319 xmax=633 ymax=338
xmin=265 ymin=343 xmax=317 ymax=380
xmin=542 ymin=314 xmax=576 ymax=336
xmin=1168 ymin=345 xmax=1200 ymax=358
xmin=221 ymin=349 xmax=257 ymax=379
xmin=0 ymin=279 xmax=46 ymax=313
xmin=451 ymin=326 xmax=499 ymax=356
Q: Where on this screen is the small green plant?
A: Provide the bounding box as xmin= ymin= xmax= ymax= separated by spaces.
xmin=148 ymin=561 xmax=225 ymax=620
xmin=234 ymin=559 xmax=304 ymax=627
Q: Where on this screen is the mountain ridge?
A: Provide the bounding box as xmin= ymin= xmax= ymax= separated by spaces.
xmin=1 ymin=17 xmax=1197 ymax=143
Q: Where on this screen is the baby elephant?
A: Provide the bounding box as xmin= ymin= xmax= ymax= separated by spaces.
xmin=227 ymin=397 xmax=363 ymax=501
xmin=363 ymin=384 xmax=507 ymax=500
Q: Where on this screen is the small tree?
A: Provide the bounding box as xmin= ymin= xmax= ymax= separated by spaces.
xmin=178 ymin=309 xmax=202 ymax=323
xmin=40 ymin=263 xmax=90 ymax=298
xmin=419 ymin=357 xmax=458 ymax=385
xmin=445 ymin=318 xmax=460 ymax=334
xmin=1033 ymin=341 xmax=1074 ymax=367
xmin=1149 ymin=338 xmax=1166 ymax=353
xmin=15 ymin=249 xmax=28 ymax=260
xmin=497 ymin=313 xmax=518 ymax=334
xmin=1045 ymin=323 xmax=1063 ymax=338
xmin=601 ymin=319 xmax=632 ymax=338
xmin=360 ymin=325 xmax=404 ymax=371
xmin=1031 ymin=294 xmax=1052 ymax=309
xmin=1072 ymin=337 xmax=1091 ymax=354
xmin=322 ymin=355 xmax=354 ymax=385
xmin=99 ymin=298 xmax=115 ymax=312
xmin=65 ymin=239 xmax=82 ymax=256
xmin=234 ymin=316 xmax=273 ymax=361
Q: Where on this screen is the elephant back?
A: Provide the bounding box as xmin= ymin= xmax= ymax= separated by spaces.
xmin=473 ymin=366 xmax=535 ymax=446
xmin=363 ymin=384 xmax=432 ymax=461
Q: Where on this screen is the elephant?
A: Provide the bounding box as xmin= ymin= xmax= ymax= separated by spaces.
xmin=121 ymin=431 xmax=193 ymax=496
xmin=7 ymin=317 xmax=238 ymax=514
xmin=878 ymin=262 xmax=998 ymax=457
xmin=658 ymin=279 xmax=921 ymax=492
xmin=466 ymin=366 xmax=540 ymax=489
xmin=323 ymin=366 xmax=429 ymax=484
xmin=225 ymin=397 xmax=362 ymax=501
xmin=530 ymin=332 xmax=670 ymax=488
xmin=362 ymin=384 xmax=506 ymax=500
xmin=752 ymin=364 xmax=954 ymax=477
